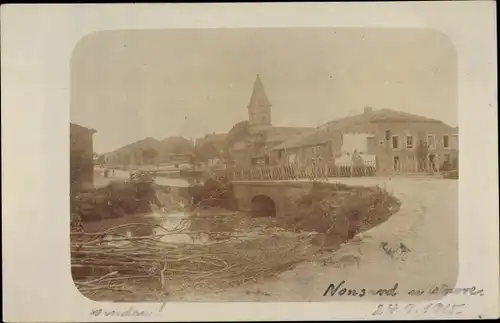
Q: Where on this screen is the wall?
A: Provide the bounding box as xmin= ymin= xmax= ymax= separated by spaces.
xmin=371 ymin=121 xmax=458 ymax=174
xmin=335 ymin=132 xmax=377 ymax=166
xmin=342 ymin=133 xmax=370 ymax=154
xmin=230 ymin=149 xmax=253 ymax=169
xmin=270 ymin=142 xmax=335 ymax=168
xmin=70 ymin=124 xmax=95 ymax=191
xmin=230 ymin=131 xmax=272 ymax=168
xmin=269 ymin=130 xmax=345 ymax=168
xmin=248 ymin=106 xmax=271 ymax=128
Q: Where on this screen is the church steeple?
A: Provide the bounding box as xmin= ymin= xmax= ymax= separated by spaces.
xmin=247 ymin=74 xmax=272 ymax=128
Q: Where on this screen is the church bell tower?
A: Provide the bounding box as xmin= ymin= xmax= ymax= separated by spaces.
xmin=247 ymin=74 xmax=272 ymax=130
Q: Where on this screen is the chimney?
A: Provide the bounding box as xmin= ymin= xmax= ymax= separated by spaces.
xmin=364 ymin=106 xmax=373 ymax=115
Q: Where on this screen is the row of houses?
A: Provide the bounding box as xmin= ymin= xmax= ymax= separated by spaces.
xmin=214 ymin=75 xmax=459 ymax=175
xmin=268 ymin=106 xmax=459 ymax=174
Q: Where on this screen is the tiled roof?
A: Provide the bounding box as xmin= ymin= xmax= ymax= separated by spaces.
xmin=229 ymin=126 xmax=313 ymax=152
xmin=267 ymin=126 xmax=315 ymax=134
xmin=368 ymin=109 xmax=443 ymax=123
xmin=270 ymin=117 xmax=362 ymax=151
xmin=265 ymin=126 xmax=314 ymax=143
xmin=271 ymin=109 xmax=450 ymax=151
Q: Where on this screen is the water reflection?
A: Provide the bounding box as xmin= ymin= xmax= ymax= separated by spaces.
xmin=108 ymin=211 xmax=242 ymax=245
xmin=101 ymin=212 xmax=212 ymax=244
xmin=101 ymin=208 xmax=288 ymax=246
xmin=153 ymin=212 xmax=211 ymax=245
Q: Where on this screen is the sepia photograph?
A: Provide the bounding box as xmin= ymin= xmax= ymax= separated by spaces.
xmin=2 ymin=2 xmax=497 ymax=321
xmin=70 ymin=28 xmax=460 ymax=302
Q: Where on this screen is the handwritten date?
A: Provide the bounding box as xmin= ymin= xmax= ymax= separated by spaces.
xmin=372 ymin=302 xmax=466 ymax=316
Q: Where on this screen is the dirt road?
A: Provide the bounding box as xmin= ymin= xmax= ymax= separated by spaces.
xmin=176 ymin=177 xmax=458 ymax=302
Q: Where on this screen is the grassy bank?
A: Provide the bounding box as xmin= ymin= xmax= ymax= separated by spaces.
xmin=281 ymin=182 xmax=401 ymax=248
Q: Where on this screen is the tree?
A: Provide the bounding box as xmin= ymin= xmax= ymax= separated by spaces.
xmin=194 ymin=141 xmax=220 ymax=162
xmin=142 ymin=148 xmax=158 ymax=165
xmin=95 ymin=154 xmax=106 ymax=166
xmin=161 ymin=136 xmax=195 ymax=157
xmin=416 ymin=139 xmax=429 ymax=172
xmin=171 ymin=139 xmax=195 ymax=155
xmin=226 ymin=120 xmax=250 ymax=149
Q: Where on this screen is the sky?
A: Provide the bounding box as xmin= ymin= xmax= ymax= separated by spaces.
xmin=70 ymin=28 xmax=457 ymax=154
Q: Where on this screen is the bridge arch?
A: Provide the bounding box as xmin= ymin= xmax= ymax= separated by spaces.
xmin=250 ymin=194 xmax=277 ymax=217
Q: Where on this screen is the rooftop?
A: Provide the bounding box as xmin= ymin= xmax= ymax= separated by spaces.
xmin=247 ymin=74 xmax=272 ymax=111
xmin=271 ymin=108 xmax=452 ymax=151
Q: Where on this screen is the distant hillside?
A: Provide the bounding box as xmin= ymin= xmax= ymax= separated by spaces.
xmin=158 ymin=136 xmax=195 ymax=162
xmin=104 ymin=136 xmax=194 ymax=165
xmin=160 ymin=136 xmax=194 ymax=155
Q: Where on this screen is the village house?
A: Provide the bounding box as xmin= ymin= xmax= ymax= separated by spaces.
xmin=269 ymin=106 xmax=458 ymax=175
xmin=70 ymin=123 xmax=97 ymax=191
xmin=228 ymin=74 xmax=314 ymax=168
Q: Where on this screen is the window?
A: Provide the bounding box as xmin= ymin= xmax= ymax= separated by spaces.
xmin=393 ymin=156 xmax=400 ymax=171
xmin=406 ymin=135 xmax=414 ymax=149
xmin=444 ymin=153 xmax=451 ymax=163
xmin=392 ymin=135 xmax=400 ymax=149
xmin=385 ymin=130 xmax=391 ymax=141
xmin=443 ymin=135 xmax=450 ymax=148
xmin=427 ymin=134 xmax=436 ymax=149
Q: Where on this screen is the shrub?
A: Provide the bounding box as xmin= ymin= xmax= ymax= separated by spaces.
xmin=284 ymin=183 xmax=400 ymax=247
xmin=72 ymin=180 xmax=157 ymax=222
xmin=189 ymin=174 xmax=237 ymax=210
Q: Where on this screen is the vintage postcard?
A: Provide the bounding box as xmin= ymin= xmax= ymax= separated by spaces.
xmin=2 ymin=2 xmax=498 ymax=322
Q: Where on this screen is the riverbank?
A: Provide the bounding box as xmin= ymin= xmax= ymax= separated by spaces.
xmin=72 ymin=178 xmax=402 ymax=302
xmin=173 ymin=177 xmax=458 ymax=302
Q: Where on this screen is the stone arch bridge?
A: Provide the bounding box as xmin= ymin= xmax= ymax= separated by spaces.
xmin=232 ymin=181 xmax=326 ymax=217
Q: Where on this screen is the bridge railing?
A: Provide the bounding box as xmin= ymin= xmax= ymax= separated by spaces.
xmin=221 ymin=162 xmax=377 ymax=181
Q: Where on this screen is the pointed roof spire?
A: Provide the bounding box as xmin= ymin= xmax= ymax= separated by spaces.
xmin=247 ymin=74 xmax=272 ymax=110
